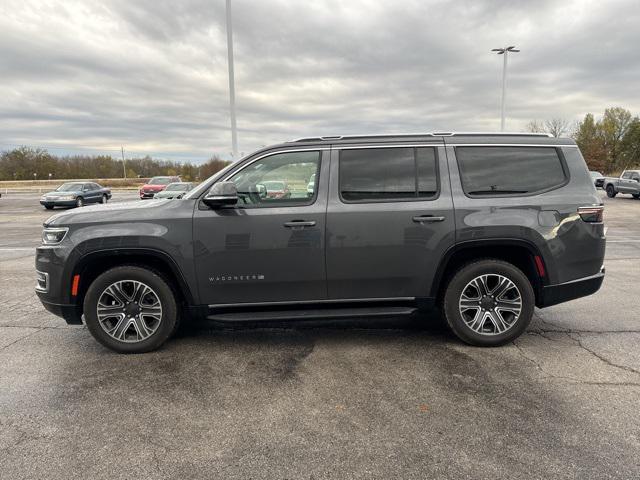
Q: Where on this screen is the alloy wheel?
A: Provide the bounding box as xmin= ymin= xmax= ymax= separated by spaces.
xmin=458 ymin=274 xmax=522 ymax=335
xmin=97 ymin=280 xmax=163 ymax=343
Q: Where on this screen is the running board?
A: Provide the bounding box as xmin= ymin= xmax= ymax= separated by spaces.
xmin=206 ymin=306 xmax=417 ymax=322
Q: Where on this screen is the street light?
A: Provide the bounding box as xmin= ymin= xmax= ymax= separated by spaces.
xmin=226 ymin=0 xmax=239 ymax=159
xmin=491 ymin=45 xmax=520 ymax=131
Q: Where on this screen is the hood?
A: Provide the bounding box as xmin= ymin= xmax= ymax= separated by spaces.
xmin=141 ymin=184 xmax=166 ymax=190
xmin=43 ymin=198 xmax=176 ymax=227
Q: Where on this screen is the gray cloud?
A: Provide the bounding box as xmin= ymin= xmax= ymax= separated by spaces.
xmin=1 ymin=0 xmax=639 ymax=161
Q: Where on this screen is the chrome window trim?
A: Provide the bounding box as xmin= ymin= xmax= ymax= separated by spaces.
xmin=221 ymin=147 xmax=330 ymax=182
xmin=445 ymin=143 xmax=578 ymax=147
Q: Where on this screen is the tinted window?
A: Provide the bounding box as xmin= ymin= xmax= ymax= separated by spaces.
xmin=456 ymin=147 xmax=566 ymax=195
xmin=229 ymin=151 xmax=320 ymax=207
xmin=339 ymin=147 xmax=438 ymax=202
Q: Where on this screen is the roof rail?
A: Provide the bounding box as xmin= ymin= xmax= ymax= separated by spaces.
xmin=287 ymin=132 xmax=553 ymax=142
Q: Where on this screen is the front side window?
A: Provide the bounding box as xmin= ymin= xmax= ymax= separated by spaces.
xmin=228 ymin=151 xmax=321 ymax=207
xmin=622 ymin=171 xmax=632 ymax=179
xmin=456 ymin=146 xmax=567 ymax=196
xmin=339 ymin=147 xmax=438 ymax=202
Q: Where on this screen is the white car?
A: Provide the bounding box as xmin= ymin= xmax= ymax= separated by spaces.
xmin=307 ymin=174 xmax=316 ymax=195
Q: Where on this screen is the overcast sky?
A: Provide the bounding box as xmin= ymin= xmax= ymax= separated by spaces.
xmin=1 ymin=0 xmax=639 ymax=161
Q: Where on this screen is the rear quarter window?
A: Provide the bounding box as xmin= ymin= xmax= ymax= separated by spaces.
xmin=455 ymin=146 xmax=567 ymax=196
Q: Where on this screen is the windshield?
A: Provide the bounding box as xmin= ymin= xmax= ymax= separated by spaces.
xmin=164 ymin=183 xmax=187 ymax=191
xmin=56 ymin=183 xmax=84 ymax=192
xmin=148 ymin=177 xmax=173 ymax=185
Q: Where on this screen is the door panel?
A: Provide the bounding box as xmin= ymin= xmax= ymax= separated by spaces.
xmin=325 ymin=144 xmax=455 ymax=299
xmin=193 ymin=149 xmax=329 ymax=305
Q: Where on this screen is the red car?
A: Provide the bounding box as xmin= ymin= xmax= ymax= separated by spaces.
xmin=139 ymin=176 xmax=181 ymax=199
xmin=262 ymin=180 xmax=291 ymax=199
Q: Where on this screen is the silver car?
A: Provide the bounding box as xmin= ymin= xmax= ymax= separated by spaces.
xmin=153 ymin=182 xmax=195 ymax=199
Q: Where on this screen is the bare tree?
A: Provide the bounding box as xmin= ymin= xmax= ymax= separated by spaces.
xmin=544 ymin=118 xmax=570 ymax=138
xmin=525 ymin=120 xmax=545 ymax=133
xmin=526 ymin=118 xmax=570 ymax=137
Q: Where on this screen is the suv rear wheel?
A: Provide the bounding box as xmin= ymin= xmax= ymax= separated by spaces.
xmin=83 ymin=266 xmax=177 ymax=353
xmin=442 ymin=259 xmax=534 ymax=347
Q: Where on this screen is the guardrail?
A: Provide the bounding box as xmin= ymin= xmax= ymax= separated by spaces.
xmin=0 ymin=178 xmax=149 ymax=195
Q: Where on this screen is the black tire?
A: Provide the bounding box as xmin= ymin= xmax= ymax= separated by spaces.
xmin=632 ymin=194 xmax=640 ymax=199
xmin=100 ymin=194 xmax=108 ymax=204
xmin=76 ymin=197 xmax=84 ymax=207
xmin=442 ymin=259 xmax=535 ymax=347
xmin=44 ymin=205 xmax=54 ymax=210
xmin=606 ymin=185 xmax=617 ymax=198
xmin=83 ymin=266 xmax=178 ymax=353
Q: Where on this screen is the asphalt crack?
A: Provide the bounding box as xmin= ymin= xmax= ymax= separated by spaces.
xmin=569 ymin=332 xmax=640 ymax=376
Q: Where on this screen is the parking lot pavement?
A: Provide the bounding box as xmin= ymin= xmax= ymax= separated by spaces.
xmin=1 ymin=192 xmax=639 ymax=479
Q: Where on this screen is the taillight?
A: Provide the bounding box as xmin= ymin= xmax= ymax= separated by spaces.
xmin=578 ymin=205 xmax=604 ymax=223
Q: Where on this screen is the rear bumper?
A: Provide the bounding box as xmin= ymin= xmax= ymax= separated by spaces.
xmin=538 ymin=267 xmax=605 ymax=308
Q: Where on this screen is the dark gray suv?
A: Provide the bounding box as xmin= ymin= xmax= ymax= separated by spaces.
xmin=35 ymin=133 xmax=605 ymax=353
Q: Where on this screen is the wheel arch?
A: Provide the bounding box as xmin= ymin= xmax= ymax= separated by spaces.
xmin=72 ymin=248 xmax=195 ymax=309
xmin=431 ymin=239 xmax=546 ymax=306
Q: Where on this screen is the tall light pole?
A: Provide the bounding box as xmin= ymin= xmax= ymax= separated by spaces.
xmin=226 ymin=0 xmax=239 ymax=158
xmin=491 ymin=46 xmax=520 ymax=131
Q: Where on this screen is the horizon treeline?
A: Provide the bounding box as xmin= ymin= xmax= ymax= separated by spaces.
xmin=0 ymin=146 xmax=231 ymax=182
xmin=527 ymin=107 xmax=640 ymax=175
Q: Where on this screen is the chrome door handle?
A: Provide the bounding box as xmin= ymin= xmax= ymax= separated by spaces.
xmin=284 ymin=220 xmax=316 ymax=228
xmin=412 ymin=215 xmax=445 ymax=223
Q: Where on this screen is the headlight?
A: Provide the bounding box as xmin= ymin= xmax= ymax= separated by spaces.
xmin=42 ymin=227 xmax=69 ymax=245
xmin=40 ymin=195 xmax=47 ymax=201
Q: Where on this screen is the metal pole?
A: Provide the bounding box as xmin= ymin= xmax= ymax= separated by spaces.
xmin=226 ymin=0 xmax=239 ymax=158
xmin=500 ymin=51 xmax=508 ymax=131
xmin=121 ymin=146 xmax=127 ymax=178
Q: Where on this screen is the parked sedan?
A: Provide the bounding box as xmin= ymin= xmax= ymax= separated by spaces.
xmin=40 ymin=182 xmax=112 ymax=209
xmin=139 ymin=176 xmax=181 ymax=199
xmin=590 ymin=171 xmax=605 ymax=189
xmin=153 ymin=182 xmax=195 ymax=199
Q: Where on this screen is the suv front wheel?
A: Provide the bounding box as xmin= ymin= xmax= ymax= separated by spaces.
xmin=443 ymin=259 xmax=534 ymax=347
xmin=83 ymin=266 xmax=178 ymax=353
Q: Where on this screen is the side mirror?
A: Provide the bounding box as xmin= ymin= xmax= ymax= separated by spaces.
xmin=203 ymin=181 xmax=238 ymax=208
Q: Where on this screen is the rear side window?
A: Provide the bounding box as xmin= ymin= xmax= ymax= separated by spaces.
xmin=456 ymin=147 xmax=567 ymax=196
xmin=339 ymin=147 xmax=438 ymax=202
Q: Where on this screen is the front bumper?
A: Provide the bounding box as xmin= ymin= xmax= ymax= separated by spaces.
xmin=35 ymin=244 xmax=81 ymax=324
xmin=40 ymin=300 xmax=83 ymax=325
xmin=139 ymin=192 xmax=158 ymax=199
xmin=538 ymin=267 xmax=605 ymax=308
xmin=40 ymin=200 xmax=77 ymax=207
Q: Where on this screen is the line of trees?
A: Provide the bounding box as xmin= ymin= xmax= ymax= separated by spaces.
xmin=0 ymin=146 xmax=230 ymax=182
xmin=527 ymin=107 xmax=640 ymax=174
